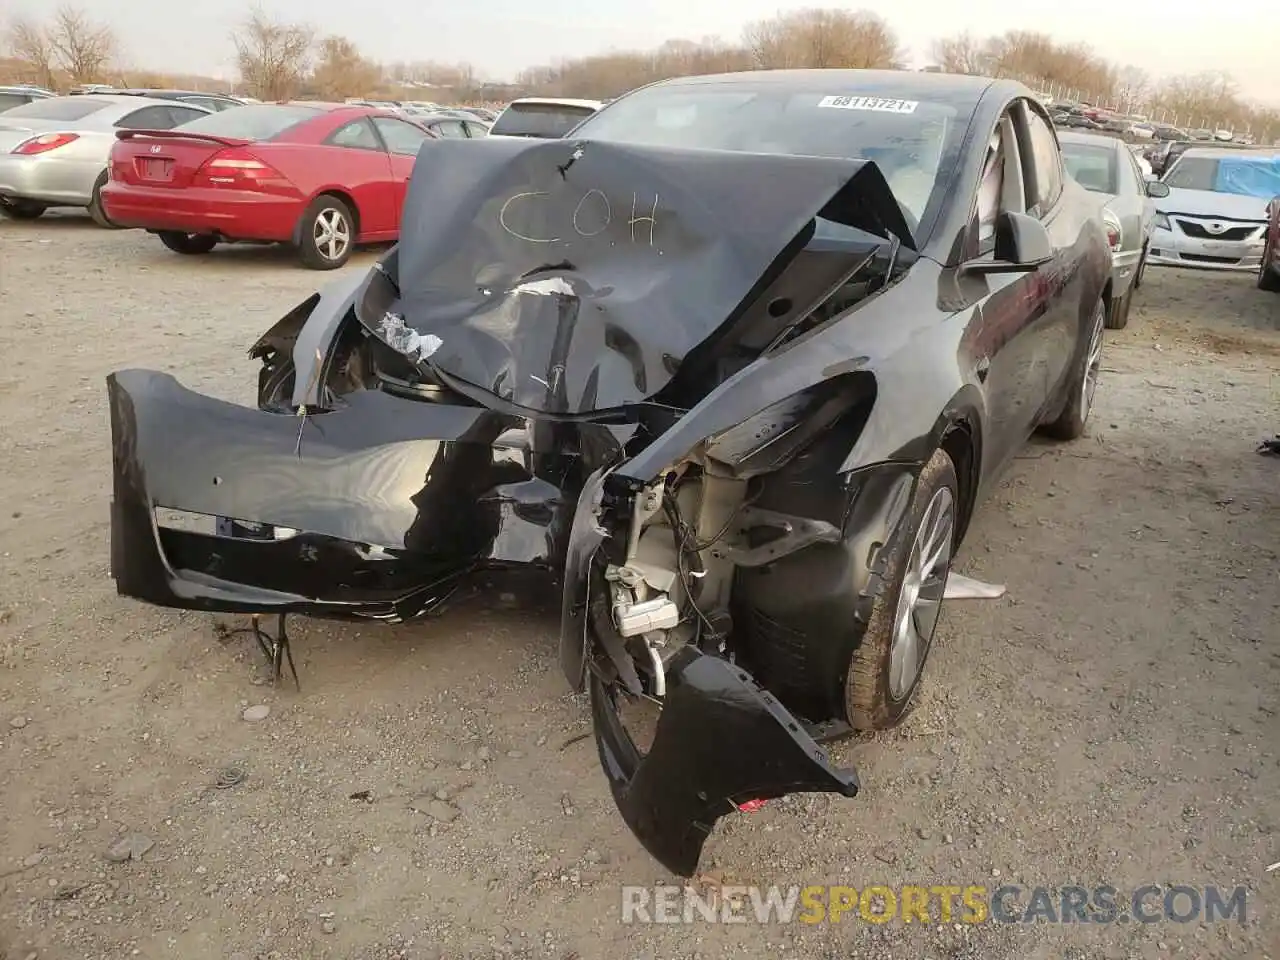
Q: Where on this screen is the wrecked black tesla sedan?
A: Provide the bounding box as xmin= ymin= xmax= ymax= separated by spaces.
xmin=107 ymin=70 xmax=1112 ymax=876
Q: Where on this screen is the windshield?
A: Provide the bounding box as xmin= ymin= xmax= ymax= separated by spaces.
xmin=490 ymin=102 xmax=597 ymax=138
xmin=1061 ymin=142 xmax=1117 ymax=194
xmin=1165 ymin=154 xmax=1280 ymax=197
xmin=174 ymin=104 xmax=321 ymax=140
xmin=570 ymin=85 xmax=958 ymax=226
xmin=1 ymin=96 xmax=110 ymax=121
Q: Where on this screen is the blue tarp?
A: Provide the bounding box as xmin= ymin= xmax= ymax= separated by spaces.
xmin=1213 ymin=155 xmax=1280 ymax=199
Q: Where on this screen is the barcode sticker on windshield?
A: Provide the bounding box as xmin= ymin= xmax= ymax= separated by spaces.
xmin=817 ymin=96 xmax=919 ymax=114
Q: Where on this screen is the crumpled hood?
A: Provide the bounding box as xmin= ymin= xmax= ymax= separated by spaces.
xmin=369 ymin=136 xmax=912 ymax=414
xmin=1161 ymin=187 xmax=1270 ymax=222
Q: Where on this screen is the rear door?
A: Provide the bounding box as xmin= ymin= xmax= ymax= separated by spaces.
xmin=371 ymin=116 xmax=433 ymax=226
xmin=320 ymin=116 xmax=396 ymax=238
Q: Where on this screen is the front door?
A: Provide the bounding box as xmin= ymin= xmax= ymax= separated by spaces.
xmin=372 ymin=116 xmax=435 ymax=229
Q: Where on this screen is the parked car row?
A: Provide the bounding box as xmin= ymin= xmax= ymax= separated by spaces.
xmin=0 ymin=93 xmax=607 ymax=268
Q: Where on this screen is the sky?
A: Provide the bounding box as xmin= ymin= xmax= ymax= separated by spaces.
xmin=11 ymin=0 xmax=1280 ymax=105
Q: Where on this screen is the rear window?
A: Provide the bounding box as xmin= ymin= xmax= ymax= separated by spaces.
xmin=1 ymin=96 xmax=110 ymax=121
xmin=490 ymin=102 xmax=597 ymax=138
xmin=173 ymin=103 xmax=321 ymax=140
xmin=1061 ymin=143 xmax=1118 ymax=194
xmin=0 ymin=93 xmax=31 ymax=111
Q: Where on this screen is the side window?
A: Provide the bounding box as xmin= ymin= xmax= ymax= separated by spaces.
xmin=464 ymin=122 xmax=489 ymax=138
xmin=165 ymin=106 xmax=207 ymax=128
xmin=115 ymin=105 xmax=177 ymax=129
xmin=431 ymin=120 xmax=467 ymax=139
xmin=372 ymin=117 xmax=431 ymax=156
xmin=1024 ymin=107 xmax=1064 ymax=215
xmin=976 ymin=130 xmax=1004 ymax=253
xmin=328 ymin=118 xmax=382 ymax=151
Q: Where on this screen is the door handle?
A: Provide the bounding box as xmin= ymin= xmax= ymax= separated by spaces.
xmin=976 ymin=356 xmax=990 ymax=382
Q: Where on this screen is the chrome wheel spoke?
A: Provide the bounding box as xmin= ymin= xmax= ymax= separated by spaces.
xmin=887 ymin=486 xmax=955 ymax=701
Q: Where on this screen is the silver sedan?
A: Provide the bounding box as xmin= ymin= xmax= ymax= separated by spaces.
xmin=1059 ymin=130 xmax=1170 ymax=329
xmin=0 ymin=94 xmax=211 ymax=226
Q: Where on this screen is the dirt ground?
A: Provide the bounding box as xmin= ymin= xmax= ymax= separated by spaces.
xmin=1 ymin=213 xmax=1277 ymax=960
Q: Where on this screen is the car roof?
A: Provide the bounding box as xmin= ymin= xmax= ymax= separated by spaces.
xmin=1057 ymin=131 xmax=1125 ymax=149
xmin=507 ymin=97 xmax=604 ymax=110
xmin=407 ymin=112 xmax=474 ymax=125
xmin=646 ymin=68 xmax=1001 ymax=111
xmin=115 ymin=88 xmax=239 ymax=99
xmin=1177 ymin=145 xmax=1279 ymax=159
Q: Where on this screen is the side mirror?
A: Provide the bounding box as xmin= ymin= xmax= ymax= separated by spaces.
xmin=962 ymin=211 xmax=1053 ymax=276
xmin=1145 ymin=179 xmax=1171 ymax=198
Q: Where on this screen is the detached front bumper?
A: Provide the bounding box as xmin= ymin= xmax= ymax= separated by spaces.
xmin=108 ymin=368 xmax=611 ymax=619
xmin=588 ymin=648 xmax=859 ymax=876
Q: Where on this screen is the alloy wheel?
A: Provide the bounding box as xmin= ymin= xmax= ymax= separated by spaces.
xmin=1081 ymin=303 xmax=1105 ymax=420
xmin=313 ymin=208 xmax=351 ymax=263
xmin=888 ymin=486 xmax=955 ymax=701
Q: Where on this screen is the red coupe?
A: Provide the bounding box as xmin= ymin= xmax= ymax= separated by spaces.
xmin=101 ymin=102 xmax=439 ymax=269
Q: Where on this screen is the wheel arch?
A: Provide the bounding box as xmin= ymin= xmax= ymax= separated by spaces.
xmin=293 ymin=189 xmax=362 ymax=244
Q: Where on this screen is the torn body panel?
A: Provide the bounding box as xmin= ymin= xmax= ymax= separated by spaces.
xmin=589 ymin=646 xmax=858 ymax=877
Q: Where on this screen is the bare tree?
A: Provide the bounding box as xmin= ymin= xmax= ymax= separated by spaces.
xmin=745 ymin=9 xmax=902 ymax=70
xmin=45 ymin=5 xmax=116 ymax=84
xmin=1114 ymin=65 xmax=1150 ymax=113
xmin=310 ymin=35 xmax=380 ymax=99
xmin=232 ymin=5 xmax=313 ymax=101
xmin=4 ymin=17 xmax=58 ymax=89
xmin=928 ymin=32 xmax=988 ymax=75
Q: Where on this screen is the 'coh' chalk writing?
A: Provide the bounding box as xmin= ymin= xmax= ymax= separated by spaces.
xmin=498 ymin=189 xmax=660 ymax=247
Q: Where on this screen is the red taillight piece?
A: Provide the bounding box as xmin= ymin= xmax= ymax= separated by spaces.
xmin=737 ymin=799 xmax=768 ymax=813
xmin=1106 ymin=226 xmax=1121 ymax=250
xmin=195 ymin=148 xmax=285 ymax=189
xmin=13 ymin=132 xmax=79 ymax=155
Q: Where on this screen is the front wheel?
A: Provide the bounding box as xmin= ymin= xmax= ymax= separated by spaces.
xmin=1132 ymin=243 xmax=1148 ymax=289
xmin=845 ymin=447 xmax=959 ymax=731
xmin=158 ymin=231 xmax=218 ymax=255
xmin=0 ymin=197 xmax=46 ymax=220
xmin=297 ymin=196 xmax=354 ymax=270
xmin=1257 ymin=238 xmax=1280 ymax=292
xmin=1042 ymin=297 xmax=1105 ymax=441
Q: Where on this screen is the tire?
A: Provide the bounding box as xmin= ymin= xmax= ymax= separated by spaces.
xmin=845 ymin=447 xmax=959 ymax=731
xmin=0 ymin=197 xmax=46 ymax=220
xmin=296 ymin=195 xmax=354 ymax=270
xmin=1042 ymin=297 xmax=1105 ymax=441
xmin=158 ymin=231 xmax=218 ymax=255
xmin=87 ymin=173 xmax=121 ymax=229
xmin=1257 ymin=235 xmax=1280 ymax=292
xmin=1105 ymin=282 xmax=1132 ymax=330
xmin=1132 ymin=243 xmax=1148 ymax=289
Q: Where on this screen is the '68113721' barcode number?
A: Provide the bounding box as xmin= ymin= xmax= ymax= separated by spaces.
xmin=816 ymin=96 xmax=919 ymax=114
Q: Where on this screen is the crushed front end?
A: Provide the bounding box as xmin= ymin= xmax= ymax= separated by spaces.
xmin=107 ymin=134 xmax=917 ymax=874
